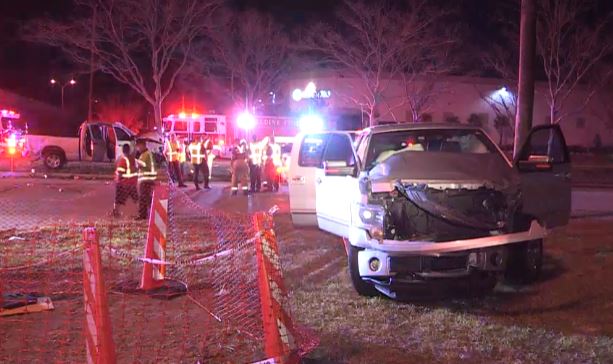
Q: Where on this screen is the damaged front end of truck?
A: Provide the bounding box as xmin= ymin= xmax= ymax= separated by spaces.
xmin=350 ymin=150 xmax=547 ymax=297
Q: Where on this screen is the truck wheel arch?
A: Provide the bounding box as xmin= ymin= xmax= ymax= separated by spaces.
xmin=41 ymin=146 xmax=66 ymax=169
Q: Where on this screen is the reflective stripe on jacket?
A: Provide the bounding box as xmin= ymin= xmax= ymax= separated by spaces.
xmin=137 ymin=150 xmax=157 ymax=181
xmin=164 ymin=140 xmax=180 ymax=162
xmin=116 ymin=155 xmax=137 ymax=179
xmin=189 ymin=142 xmax=206 ymax=164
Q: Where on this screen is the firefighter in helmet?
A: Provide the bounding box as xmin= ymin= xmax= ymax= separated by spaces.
xmin=188 ymin=137 xmax=207 ymax=190
xmin=112 ymin=144 xmax=138 ymax=217
xmin=164 ymin=133 xmax=187 ymax=187
xmin=136 ymin=139 xmax=157 ymax=219
xmin=231 ymin=139 xmax=250 ymax=196
xmin=262 ymin=136 xmax=281 ymax=192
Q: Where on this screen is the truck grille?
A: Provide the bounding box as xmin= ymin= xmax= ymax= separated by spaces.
xmin=390 ymin=255 xmax=467 ymax=275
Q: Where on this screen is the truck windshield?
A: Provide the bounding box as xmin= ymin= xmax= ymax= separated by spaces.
xmin=365 ymin=129 xmax=500 ymax=170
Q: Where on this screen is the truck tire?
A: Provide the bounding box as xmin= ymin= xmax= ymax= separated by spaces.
xmin=348 ymin=244 xmax=379 ymax=297
xmin=505 ymin=239 xmax=543 ymax=284
xmin=43 ymin=150 xmax=65 ymax=170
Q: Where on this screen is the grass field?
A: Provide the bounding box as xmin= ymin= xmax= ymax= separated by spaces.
xmin=2 ymin=211 xmax=612 ymax=363
xmin=275 ymin=215 xmax=613 ymax=363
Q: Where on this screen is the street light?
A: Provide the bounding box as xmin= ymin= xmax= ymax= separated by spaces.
xmin=50 ymin=78 xmax=77 ymax=110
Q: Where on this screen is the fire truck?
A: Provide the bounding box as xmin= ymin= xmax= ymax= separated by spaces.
xmin=0 ymin=109 xmax=28 ymax=157
xmin=162 ymin=113 xmax=233 ymax=158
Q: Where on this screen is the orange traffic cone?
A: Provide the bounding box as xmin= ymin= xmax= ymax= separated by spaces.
xmin=82 ymin=227 xmax=116 ymax=364
xmin=253 ymin=211 xmax=298 ymax=363
xmin=140 ymin=184 xmax=169 ymax=290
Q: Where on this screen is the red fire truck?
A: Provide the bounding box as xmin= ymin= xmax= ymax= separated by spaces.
xmin=0 ymin=109 xmax=28 ymax=157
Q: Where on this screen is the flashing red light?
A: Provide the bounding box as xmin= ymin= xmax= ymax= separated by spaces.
xmin=6 ymin=134 xmax=17 ymax=155
xmin=218 ymin=139 xmax=225 ymax=146
xmin=179 ymin=112 xmax=187 ymax=119
xmin=191 ymin=113 xmax=199 ymax=119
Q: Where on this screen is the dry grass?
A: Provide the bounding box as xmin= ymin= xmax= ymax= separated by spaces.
xmin=274 ymin=215 xmax=613 ymax=363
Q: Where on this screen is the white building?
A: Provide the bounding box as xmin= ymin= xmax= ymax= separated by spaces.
xmin=286 ymin=70 xmax=613 ymax=148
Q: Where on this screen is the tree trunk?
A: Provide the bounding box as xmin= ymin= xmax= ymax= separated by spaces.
xmin=550 ymin=104 xmax=556 ymax=125
xmin=153 ymin=100 xmax=162 ymax=129
xmin=499 ymin=128 xmax=504 ymax=146
xmin=513 ymin=0 xmax=537 ymax=159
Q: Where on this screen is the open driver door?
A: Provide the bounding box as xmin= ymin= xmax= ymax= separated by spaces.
xmin=516 ymin=124 xmax=571 ymax=228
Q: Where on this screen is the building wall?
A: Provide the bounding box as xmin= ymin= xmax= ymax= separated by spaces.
xmin=286 ymin=72 xmax=613 ymax=147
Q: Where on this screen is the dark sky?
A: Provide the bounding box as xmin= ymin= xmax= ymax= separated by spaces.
xmin=0 ymin=0 xmax=611 ymax=106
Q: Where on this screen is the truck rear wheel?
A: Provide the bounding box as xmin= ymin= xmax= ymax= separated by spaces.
xmin=505 ymin=239 xmax=543 ymax=284
xmin=348 ymin=244 xmax=379 ymax=297
xmin=43 ymin=150 xmax=65 ymax=169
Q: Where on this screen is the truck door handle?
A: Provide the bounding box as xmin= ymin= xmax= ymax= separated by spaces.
xmin=316 ymin=177 xmax=322 ymax=184
xmin=554 ymin=172 xmax=571 ymax=180
xmin=291 ymin=176 xmax=305 ymax=184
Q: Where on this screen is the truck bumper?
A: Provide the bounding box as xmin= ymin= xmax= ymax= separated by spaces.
xmin=353 ymin=220 xmax=547 ymax=278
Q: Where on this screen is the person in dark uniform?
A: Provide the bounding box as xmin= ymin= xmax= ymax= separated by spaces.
xmin=248 ymin=135 xmax=262 ymax=193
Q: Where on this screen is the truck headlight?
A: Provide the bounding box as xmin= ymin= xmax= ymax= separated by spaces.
xmin=353 ymin=203 xmax=385 ymax=239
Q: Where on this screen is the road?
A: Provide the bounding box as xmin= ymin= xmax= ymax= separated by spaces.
xmin=0 ymin=177 xmax=612 ymax=231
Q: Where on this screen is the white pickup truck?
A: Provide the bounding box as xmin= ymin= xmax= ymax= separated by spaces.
xmin=288 ymin=124 xmax=571 ymax=298
xmin=28 ymin=121 xmax=139 ymax=169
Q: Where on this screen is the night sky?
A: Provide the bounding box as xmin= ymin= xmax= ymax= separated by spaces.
xmin=0 ymin=0 xmax=610 ymax=106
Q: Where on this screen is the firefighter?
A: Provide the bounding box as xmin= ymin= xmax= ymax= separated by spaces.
xmin=188 ymin=137 xmax=208 ymax=190
xmin=230 ymin=139 xmax=250 ymax=196
xmin=136 ymin=139 xmax=157 ymax=220
xmin=164 ymin=134 xmax=187 ymax=187
xmin=112 ymin=144 xmax=138 ymax=217
xmin=248 ymin=135 xmax=262 ymax=193
xmin=262 ymin=136 xmax=281 ymax=192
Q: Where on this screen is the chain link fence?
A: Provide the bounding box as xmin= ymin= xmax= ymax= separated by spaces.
xmin=0 ymin=173 xmax=317 ymax=363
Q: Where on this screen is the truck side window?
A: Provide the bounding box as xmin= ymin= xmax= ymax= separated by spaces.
xmin=519 ymin=126 xmax=568 ymax=163
xmin=298 ymin=134 xmax=329 ymax=167
xmin=114 ymin=127 xmax=131 ymax=141
xmin=323 ymin=134 xmax=355 ymax=166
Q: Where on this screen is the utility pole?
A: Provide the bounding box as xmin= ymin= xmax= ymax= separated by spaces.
xmin=87 ymin=5 xmax=97 ymax=121
xmin=513 ymin=0 xmax=537 ymax=159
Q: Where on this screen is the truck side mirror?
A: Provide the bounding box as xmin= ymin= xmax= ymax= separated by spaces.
xmin=324 ymin=160 xmax=356 ymax=177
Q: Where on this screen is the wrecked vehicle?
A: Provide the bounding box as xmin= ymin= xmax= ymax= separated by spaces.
xmin=288 ymin=124 xmax=571 ymax=297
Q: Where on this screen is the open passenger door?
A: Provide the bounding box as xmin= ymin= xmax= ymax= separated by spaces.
xmin=315 ymin=133 xmax=359 ymax=238
xmin=288 ymin=133 xmax=330 ymax=226
xmin=516 ymin=124 xmax=571 ymax=228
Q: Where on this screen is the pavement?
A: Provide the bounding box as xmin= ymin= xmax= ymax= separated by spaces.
xmin=0 ymin=176 xmax=611 ymax=231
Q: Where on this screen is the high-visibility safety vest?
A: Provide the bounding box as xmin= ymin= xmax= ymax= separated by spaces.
xmin=116 ymin=155 xmax=137 ymax=179
xmin=189 ymin=142 xmax=205 ymax=164
xmin=137 ymin=150 xmax=157 ymax=182
xmin=250 ymin=142 xmax=262 ymax=166
xmin=164 ymin=139 xmax=182 ymax=163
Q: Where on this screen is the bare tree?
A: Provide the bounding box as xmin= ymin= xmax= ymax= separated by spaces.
xmin=537 ymin=0 xmax=612 ymax=124
xmin=96 ymin=95 xmax=146 ymax=132
xmin=25 ymin=0 xmax=218 ymax=127
xmin=200 ymin=9 xmax=291 ymax=113
xmin=301 ymin=0 xmax=450 ymax=127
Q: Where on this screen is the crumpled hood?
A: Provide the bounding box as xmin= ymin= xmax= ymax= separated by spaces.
xmin=368 ymin=151 xmax=519 ymax=191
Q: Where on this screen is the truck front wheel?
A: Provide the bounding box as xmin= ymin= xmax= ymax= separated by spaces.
xmin=43 ymin=150 xmax=65 ymax=169
xmin=348 ymin=244 xmax=379 ymax=297
xmin=505 ymin=239 xmax=543 ymax=284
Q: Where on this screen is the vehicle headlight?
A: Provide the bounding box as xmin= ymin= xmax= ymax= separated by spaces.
xmin=353 ymin=203 xmax=385 ymax=240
